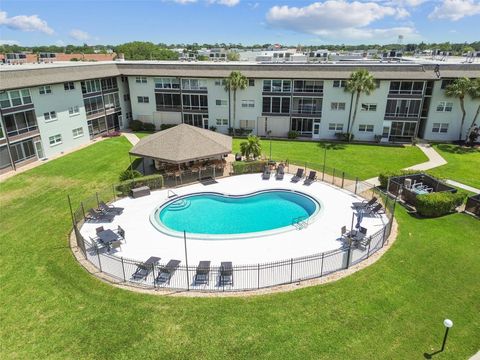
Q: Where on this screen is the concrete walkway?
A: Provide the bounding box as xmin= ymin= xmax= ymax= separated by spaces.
xmin=122 ymin=132 xmax=140 ymax=146
xmin=446 ymin=180 xmax=480 ymax=194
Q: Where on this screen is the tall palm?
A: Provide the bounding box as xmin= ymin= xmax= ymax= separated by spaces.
xmin=345 ymin=69 xmax=376 ymax=139
xmin=240 ymin=135 xmax=262 ymax=160
xmin=224 ymin=71 xmax=248 ymax=129
xmin=445 ymin=77 xmax=472 ymax=141
xmin=464 ymin=78 xmax=480 ymax=142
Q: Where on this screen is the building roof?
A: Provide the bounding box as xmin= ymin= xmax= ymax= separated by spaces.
xmin=0 ymin=60 xmax=479 ymax=91
xmin=129 ymin=124 xmax=232 ymax=164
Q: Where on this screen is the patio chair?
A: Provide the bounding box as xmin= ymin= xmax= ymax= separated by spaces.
xmin=352 ymin=197 xmax=377 ymax=209
xmin=194 ymin=261 xmax=211 ymax=285
xmin=291 ymin=168 xmax=304 ymax=183
xmin=99 ymin=201 xmax=124 ymax=215
xmin=262 ymin=166 xmax=271 ymax=180
xmin=108 ymin=240 xmax=122 ymax=253
xmin=95 ymin=226 xmax=104 ymax=234
xmin=132 ymin=256 xmax=161 ymax=280
xmin=156 ymin=259 xmax=181 ymax=284
xmin=275 ymin=164 xmax=285 ymax=180
xmin=363 ymin=203 xmax=385 ymax=216
xmin=116 ymin=225 xmax=126 ymax=242
xmin=219 ymin=261 xmax=233 ymax=286
xmin=86 ymin=208 xmax=115 ymax=223
xmin=303 ymin=171 xmax=317 ymax=185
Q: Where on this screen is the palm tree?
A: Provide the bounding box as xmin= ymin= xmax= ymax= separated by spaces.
xmin=445 ymin=77 xmax=472 ymax=141
xmin=240 ymin=135 xmax=262 ymax=160
xmin=345 ymin=69 xmax=376 ymax=140
xmin=224 ymin=71 xmax=248 ymax=129
xmin=464 ymin=78 xmax=480 ymax=142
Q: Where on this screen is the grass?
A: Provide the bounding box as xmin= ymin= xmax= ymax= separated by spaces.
xmin=133 ymin=131 xmax=154 ymax=139
xmin=1 ymin=137 xmax=479 ymax=359
xmin=232 ymin=138 xmax=427 ymax=180
xmin=427 ymin=144 xmax=480 ymax=189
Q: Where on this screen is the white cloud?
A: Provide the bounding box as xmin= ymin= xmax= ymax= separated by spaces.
xmin=317 ymin=26 xmax=420 ymax=40
xmin=0 ymin=11 xmax=54 ymax=34
xmin=429 ymin=0 xmax=480 ymax=20
xmin=208 ymin=0 xmax=240 ymax=6
xmin=0 ymin=39 xmax=20 ymax=45
xmin=69 ymin=29 xmax=90 ymax=41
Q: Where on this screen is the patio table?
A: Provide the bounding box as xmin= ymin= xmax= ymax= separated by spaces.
xmin=97 ymin=229 xmax=119 ymax=245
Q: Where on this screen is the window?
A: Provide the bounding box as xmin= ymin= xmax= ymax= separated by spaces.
xmin=248 ymin=79 xmax=255 ymax=87
xmin=262 ymin=80 xmax=291 ymax=93
xmin=81 ymin=80 xmax=101 ymax=94
xmin=39 ymin=85 xmax=52 ymax=95
xmin=385 ymin=99 xmax=421 ymax=117
xmin=137 ymin=96 xmax=149 ymax=103
xmin=49 ymin=134 xmax=62 ymax=146
xmin=291 ymin=118 xmax=314 ymax=134
xmin=101 ymin=78 xmax=118 ymax=91
xmin=216 ymin=118 xmax=229 ymax=126
xmin=64 ymin=82 xmax=75 ymax=91
xmin=239 ymin=120 xmax=255 ymax=129
xmin=214 ymin=79 xmax=227 ymax=86
xmin=262 ymin=97 xmax=290 ymax=114
xmin=44 ymin=111 xmax=57 ymax=122
xmin=181 ymin=79 xmax=207 ymax=90
xmin=68 ymin=106 xmax=80 ymax=116
xmin=241 ymin=100 xmax=255 ymax=108
xmin=155 ymin=93 xmax=181 ymax=110
xmin=389 ymin=81 xmax=424 ymax=95
xmin=182 ymin=94 xmax=208 ymax=110
xmin=293 ymin=80 xmax=323 ymax=93
xmin=103 ymin=93 xmax=120 ymax=110
xmin=3 ymin=110 xmax=37 ymax=136
xmin=136 ymin=76 xmax=147 ymax=84
xmin=358 ymin=124 xmax=374 ymax=132
xmin=183 ymin=113 xmax=207 ymax=128
xmin=154 ymin=78 xmax=180 ymax=89
xmin=215 ymin=99 xmax=228 ymax=106
xmin=441 ymin=79 xmax=454 ymax=89
xmin=331 ymin=102 xmax=346 ymax=111
xmin=123 ymin=94 xmax=130 ymax=101
xmin=436 ymin=101 xmax=453 ymax=112
xmin=361 ymin=103 xmax=377 ymax=111
xmin=84 ymin=96 xmax=104 ymax=116
xmin=292 ymin=97 xmax=322 ymax=115
xmin=72 ymin=127 xmax=84 ymax=138
xmin=333 ymin=80 xmax=346 ymax=88
xmin=9 ymin=138 xmax=36 ymax=163
xmin=329 ymin=123 xmax=343 ymax=131
xmin=0 ymin=90 xmax=30 ymax=109
xmin=432 ymin=123 xmax=449 ymax=133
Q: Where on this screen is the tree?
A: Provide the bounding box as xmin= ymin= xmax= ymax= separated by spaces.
xmin=445 ymin=77 xmax=472 ymax=141
xmin=224 ymin=71 xmax=248 ymax=129
xmin=227 ymin=52 xmax=240 ymax=61
xmin=465 ymin=78 xmax=480 ymax=142
xmin=115 ymin=42 xmax=178 ymax=60
xmin=240 ymin=135 xmax=262 ymax=160
xmin=345 ymin=69 xmax=376 ymax=140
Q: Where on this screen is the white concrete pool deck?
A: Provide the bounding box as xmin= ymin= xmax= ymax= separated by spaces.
xmin=80 ymin=174 xmax=388 ymax=265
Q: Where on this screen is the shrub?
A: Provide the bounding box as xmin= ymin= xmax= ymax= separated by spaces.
xmin=374 ymin=134 xmax=382 ymax=143
xmin=228 ymin=127 xmax=234 ymax=136
xmin=416 ymin=192 xmax=466 ymax=217
xmin=378 ymin=169 xmax=420 ymax=189
xmin=119 ymin=169 xmax=142 ymax=182
xmin=209 ymin=126 xmax=217 ymax=132
xmin=115 ymin=174 xmax=164 ymax=196
xmin=335 ymin=132 xmax=354 ymax=142
xmin=232 ymin=160 xmax=267 ymax=174
xmin=288 ymin=131 xmax=299 ymax=139
xmin=160 ymin=124 xmax=176 ymax=131
xmin=130 ymin=120 xmax=143 ymax=131
xmin=142 ymin=122 xmax=156 ymax=132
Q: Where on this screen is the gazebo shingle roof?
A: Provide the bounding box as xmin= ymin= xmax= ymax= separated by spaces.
xmin=129 ymin=124 xmax=232 ymax=164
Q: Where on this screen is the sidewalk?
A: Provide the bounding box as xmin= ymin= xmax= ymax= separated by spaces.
xmin=123 ymin=132 xmax=140 ymax=146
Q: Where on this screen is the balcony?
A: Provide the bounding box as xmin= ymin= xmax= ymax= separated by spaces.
xmin=384 ymin=112 xmax=420 ymax=120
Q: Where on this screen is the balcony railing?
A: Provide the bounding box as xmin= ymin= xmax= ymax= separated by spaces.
xmin=6 ymin=125 xmax=38 ymax=137
xmin=292 ymin=106 xmax=322 ymax=115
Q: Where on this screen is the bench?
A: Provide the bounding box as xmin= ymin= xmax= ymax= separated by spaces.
xmin=131 ymin=186 xmax=150 ymax=198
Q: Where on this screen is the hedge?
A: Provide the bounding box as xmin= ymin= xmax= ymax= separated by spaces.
xmin=232 ymin=160 xmax=267 ymax=174
xmin=416 ymin=192 xmax=466 ymax=217
xmin=378 ymin=169 xmax=420 ymax=189
xmin=115 ymin=174 xmax=164 ymax=196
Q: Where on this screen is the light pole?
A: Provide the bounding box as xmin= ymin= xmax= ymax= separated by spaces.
xmin=441 ymin=319 xmax=453 ymax=352
xmin=322 ymin=143 xmax=327 ymax=179
xmin=267 ymin=130 xmax=272 ymax=161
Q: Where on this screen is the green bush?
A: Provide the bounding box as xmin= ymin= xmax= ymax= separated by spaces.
xmin=335 ymin=132 xmax=354 ymax=142
xmin=288 ymin=131 xmax=299 ymax=139
xmin=232 ymin=160 xmax=267 ymax=174
xmin=130 ymin=120 xmax=143 ymax=131
xmin=115 ymin=174 xmax=164 ymax=196
xmin=160 ymin=124 xmax=176 ymax=131
xmin=416 ymin=192 xmax=466 ymax=217
xmin=143 ymin=122 xmax=156 ymax=132
xmin=119 ymin=169 xmax=142 ymax=182
xmin=378 ymin=169 xmax=420 ymax=189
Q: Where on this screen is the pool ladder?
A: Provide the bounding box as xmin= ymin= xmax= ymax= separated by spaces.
xmin=292 ymin=216 xmax=308 ymax=230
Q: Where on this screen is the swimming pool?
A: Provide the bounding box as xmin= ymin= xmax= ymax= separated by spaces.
xmin=151 ymin=190 xmax=320 ymax=238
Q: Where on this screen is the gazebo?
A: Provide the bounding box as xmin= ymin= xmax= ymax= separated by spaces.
xmin=129 ymin=124 xmax=232 ymax=182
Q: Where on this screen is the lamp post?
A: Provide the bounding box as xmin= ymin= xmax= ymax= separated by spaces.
xmin=441 ymin=319 xmax=453 ymax=352
xmin=267 ymin=130 xmax=272 ymax=161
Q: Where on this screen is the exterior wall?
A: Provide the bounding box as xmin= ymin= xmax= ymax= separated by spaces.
xmin=232 ymin=79 xmax=263 ymax=133
xmin=128 ymin=76 xmax=156 ymax=123
xmin=152 ymin=111 xmax=182 ymax=128
xmin=321 ymin=80 xmax=351 ymax=139
xmin=207 ymin=79 xmax=230 ymax=133
xmin=258 ymin=116 xmax=290 ymax=137
xmin=116 ymin=76 xmax=131 ymax=129
xmin=30 ymin=81 xmax=89 ymax=159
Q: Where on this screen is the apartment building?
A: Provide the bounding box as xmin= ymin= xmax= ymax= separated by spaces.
xmin=1 ymin=61 xmax=479 ymax=173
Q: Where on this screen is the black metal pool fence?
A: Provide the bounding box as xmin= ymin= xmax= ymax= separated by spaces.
xmin=69 ymin=161 xmax=396 ymax=292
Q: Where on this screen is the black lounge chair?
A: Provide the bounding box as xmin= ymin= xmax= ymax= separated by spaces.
xmin=291 ymin=168 xmax=304 ymax=183
xmin=156 ymin=259 xmax=181 ymax=284
xmin=219 ymin=261 xmax=233 ymax=286
xmin=86 ymin=208 xmax=115 ymax=223
xmin=352 ymin=197 xmax=377 ymax=209
xmin=194 ymin=261 xmax=211 ymax=285
xmin=303 ymin=171 xmax=317 ymax=185
xmin=262 ymin=166 xmax=271 ymax=180
xmin=116 ymin=225 xmax=126 ymax=242
xmin=99 ymin=201 xmax=124 ymax=215
xmin=275 ymin=165 xmax=285 ymax=180
xmin=363 ymin=203 xmax=385 ymax=216
xmin=132 ymin=256 xmax=161 ymax=280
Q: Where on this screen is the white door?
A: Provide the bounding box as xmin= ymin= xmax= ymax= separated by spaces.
xmin=312 ymin=119 xmax=321 ymax=139
xmin=34 ymin=140 xmax=45 ymax=160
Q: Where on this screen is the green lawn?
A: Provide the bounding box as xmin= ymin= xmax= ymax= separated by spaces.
xmin=233 ymin=139 xmax=427 ymax=180
xmin=427 ymin=144 xmax=480 ymax=189
xmin=1 ymin=137 xmax=479 ymax=359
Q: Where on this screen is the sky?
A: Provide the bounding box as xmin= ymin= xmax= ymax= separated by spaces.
xmin=0 ymin=0 xmax=479 ymax=46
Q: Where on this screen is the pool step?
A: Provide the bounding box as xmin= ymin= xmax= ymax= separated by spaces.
xmin=168 ymin=199 xmax=191 ymax=211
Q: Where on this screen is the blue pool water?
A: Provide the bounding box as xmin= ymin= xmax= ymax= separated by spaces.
xmin=156 ymin=190 xmax=319 ymax=235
